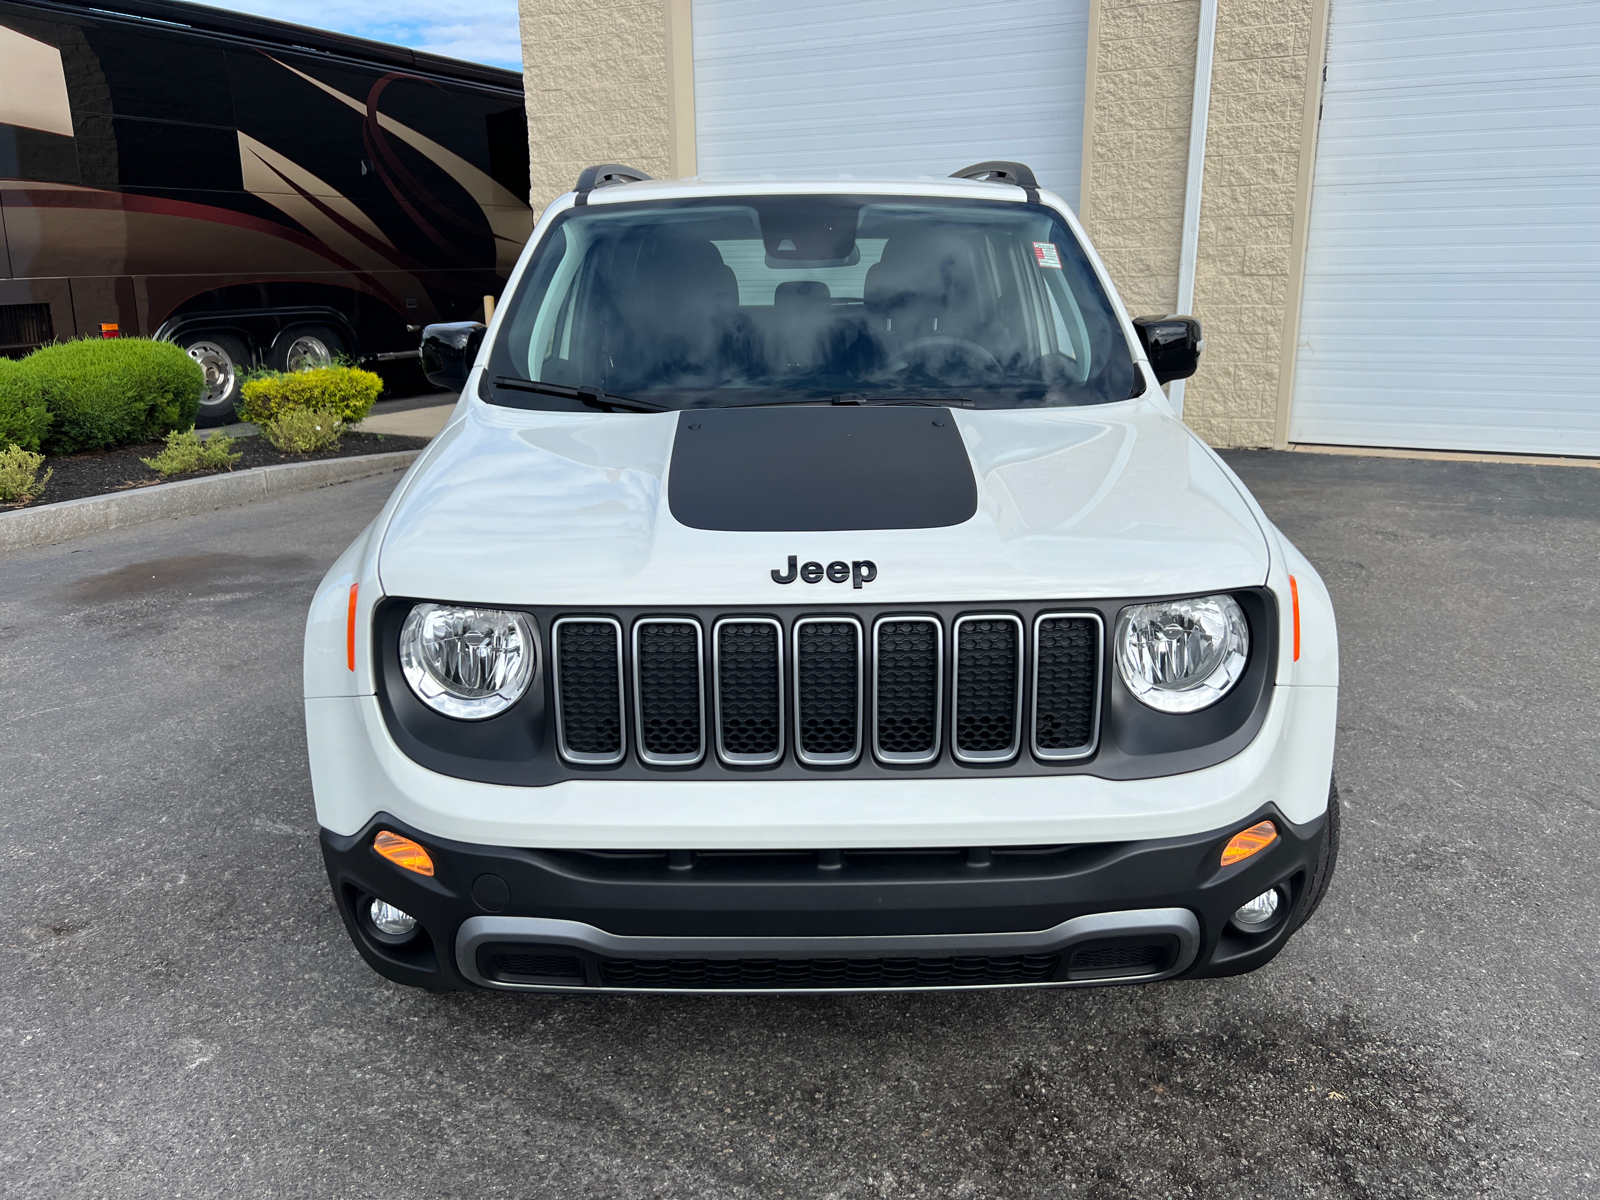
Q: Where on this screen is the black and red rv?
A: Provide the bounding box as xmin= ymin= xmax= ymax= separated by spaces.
xmin=0 ymin=0 xmax=531 ymax=422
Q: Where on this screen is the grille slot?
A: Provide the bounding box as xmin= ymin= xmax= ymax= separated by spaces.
xmin=1032 ymin=613 xmax=1103 ymax=760
xmin=952 ymin=614 xmax=1024 ymax=763
xmin=872 ymin=616 xmax=942 ymax=764
xmin=597 ymin=953 xmax=1060 ymax=990
xmin=713 ymin=618 xmax=783 ymax=765
xmin=552 ymin=617 xmax=625 ymax=764
xmin=794 ymin=617 xmax=863 ymax=765
xmin=633 ymin=619 xmax=704 ymax=765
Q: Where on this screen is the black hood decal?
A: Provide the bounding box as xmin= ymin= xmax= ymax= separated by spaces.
xmin=667 ymin=406 xmax=979 ymax=532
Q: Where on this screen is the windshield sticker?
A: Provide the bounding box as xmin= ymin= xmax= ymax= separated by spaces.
xmin=1033 ymin=242 xmax=1063 ymax=269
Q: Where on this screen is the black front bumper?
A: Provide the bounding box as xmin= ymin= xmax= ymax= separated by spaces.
xmin=322 ymin=806 xmax=1328 ymax=992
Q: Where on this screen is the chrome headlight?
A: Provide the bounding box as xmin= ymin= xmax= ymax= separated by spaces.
xmin=1115 ymin=594 xmax=1249 ymax=714
xmin=399 ymin=603 xmax=535 ymax=720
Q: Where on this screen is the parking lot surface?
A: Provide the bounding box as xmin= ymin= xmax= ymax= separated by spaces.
xmin=2 ymin=451 xmax=1597 ymax=1199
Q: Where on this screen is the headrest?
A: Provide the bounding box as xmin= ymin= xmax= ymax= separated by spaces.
xmin=631 ymin=237 xmax=738 ymax=311
xmin=774 ymin=280 xmax=831 ymax=308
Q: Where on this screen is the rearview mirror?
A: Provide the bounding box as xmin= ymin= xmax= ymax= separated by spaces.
xmin=420 ymin=321 xmax=487 ymax=393
xmin=1132 ymin=316 xmax=1203 ymax=385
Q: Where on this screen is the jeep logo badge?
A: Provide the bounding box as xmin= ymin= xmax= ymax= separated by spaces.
xmin=771 ymin=555 xmax=877 ymax=590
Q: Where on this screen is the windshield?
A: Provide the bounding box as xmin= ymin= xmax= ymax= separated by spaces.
xmin=484 ymin=195 xmax=1138 ymax=410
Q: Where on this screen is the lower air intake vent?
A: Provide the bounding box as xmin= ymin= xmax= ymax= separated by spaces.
xmin=794 ymin=618 xmax=862 ymax=764
xmin=1033 ymin=614 xmax=1102 ymax=759
xmin=1065 ymin=942 xmax=1170 ymax=980
xmin=487 ymin=952 xmax=586 ymax=982
xmin=634 ymin=619 xmax=703 ymax=764
xmin=553 ymin=618 xmax=624 ymax=764
xmin=873 ymin=617 xmax=941 ymax=763
xmin=953 ymin=615 xmax=1022 ymax=762
xmin=598 ymin=953 xmax=1060 ymax=989
xmin=715 ymin=618 xmax=782 ymax=764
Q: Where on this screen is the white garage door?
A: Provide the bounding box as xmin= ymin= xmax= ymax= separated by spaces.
xmin=691 ymin=0 xmax=1090 ymax=206
xmin=1290 ymin=0 xmax=1600 ymax=455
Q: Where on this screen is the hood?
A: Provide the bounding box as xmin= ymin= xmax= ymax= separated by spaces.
xmin=377 ymin=399 xmax=1268 ymax=605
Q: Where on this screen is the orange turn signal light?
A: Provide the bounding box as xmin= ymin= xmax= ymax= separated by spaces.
xmin=1220 ymin=820 xmax=1278 ymax=867
xmin=374 ymin=830 xmax=435 ymax=876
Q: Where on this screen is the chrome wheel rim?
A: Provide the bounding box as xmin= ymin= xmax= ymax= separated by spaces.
xmin=284 ymin=334 xmax=332 ymax=373
xmin=187 ymin=341 xmax=235 ymax=408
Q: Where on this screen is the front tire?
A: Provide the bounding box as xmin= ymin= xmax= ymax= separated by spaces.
xmin=184 ymin=332 xmax=249 ymax=428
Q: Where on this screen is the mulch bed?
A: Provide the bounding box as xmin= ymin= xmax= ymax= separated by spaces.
xmin=5 ymin=432 xmax=432 ymax=511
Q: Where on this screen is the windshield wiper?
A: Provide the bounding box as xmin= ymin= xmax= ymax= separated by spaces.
xmin=830 ymin=393 xmax=975 ymax=407
xmin=491 ymin=376 xmax=668 ymax=413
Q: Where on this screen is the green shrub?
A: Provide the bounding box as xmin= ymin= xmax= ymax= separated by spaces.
xmin=238 ymin=365 xmax=382 ymax=426
xmin=0 ymin=444 xmax=51 ymax=504
xmin=140 ymin=427 xmax=243 ymax=477
xmin=0 ymin=357 xmax=51 ymax=452
xmin=263 ymin=407 xmax=344 ymax=453
xmin=24 ymin=338 xmax=203 ymax=454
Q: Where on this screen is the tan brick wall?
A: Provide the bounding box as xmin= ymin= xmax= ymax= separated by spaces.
xmin=519 ymin=0 xmax=672 ymax=214
xmin=1082 ymin=0 xmax=1320 ymax=448
xmin=1182 ymin=0 xmax=1316 ymax=448
xmin=1081 ymin=0 xmax=1199 ymax=320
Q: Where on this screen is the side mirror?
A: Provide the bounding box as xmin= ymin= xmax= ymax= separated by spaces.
xmin=420 ymin=321 xmax=486 ymax=393
xmin=1132 ymin=316 xmax=1203 ymax=385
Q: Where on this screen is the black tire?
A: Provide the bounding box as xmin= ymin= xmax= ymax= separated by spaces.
xmin=270 ymin=324 xmax=346 ymax=374
xmin=183 ymin=331 xmax=250 ymax=428
xmin=1293 ymin=776 xmax=1341 ymax=930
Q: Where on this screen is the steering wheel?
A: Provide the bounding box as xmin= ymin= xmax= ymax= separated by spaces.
xmin=889 ymin=335 xmax=1003 ymax=375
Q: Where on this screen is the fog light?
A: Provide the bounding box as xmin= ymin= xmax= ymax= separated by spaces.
xmin=369 ymin=898 xmax=417 ymax=938
xmin=1231 ymin=888 xmax=1281 ymax=931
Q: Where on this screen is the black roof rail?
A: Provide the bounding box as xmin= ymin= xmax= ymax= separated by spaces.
xmin=950 ymin=161 xmax=1039 ymax=202
xmin=573 ymin=164 xmax=654 ymax=205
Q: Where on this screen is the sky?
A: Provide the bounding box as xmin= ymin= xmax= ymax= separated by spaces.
xmin=209 ymin=0 xmax=523 ymax=70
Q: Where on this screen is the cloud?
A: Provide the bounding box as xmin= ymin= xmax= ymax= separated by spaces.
xmin=208 ymin=1 xmax=523 ymax=70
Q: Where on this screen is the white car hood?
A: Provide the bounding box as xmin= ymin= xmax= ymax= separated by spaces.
xmin=377 ymin=399 xmax=1268 ymax=605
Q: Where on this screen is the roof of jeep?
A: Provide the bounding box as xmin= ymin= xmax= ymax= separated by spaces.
xmin=567 ymin=175 xmax=1053 ymax=207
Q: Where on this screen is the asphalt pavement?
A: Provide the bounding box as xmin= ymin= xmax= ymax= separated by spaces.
xmin=2 ymin=451 xmax=1596 ymax=1198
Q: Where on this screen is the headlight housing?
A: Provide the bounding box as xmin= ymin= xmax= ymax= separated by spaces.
xmin=399 ymin=603 xmax=535 ymax=720
xmin=1115 ymin=594 xmax=1249 ymax=714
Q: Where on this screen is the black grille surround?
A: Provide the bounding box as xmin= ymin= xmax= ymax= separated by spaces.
xmin=372 ymin=592 xmax=1278 ymax=786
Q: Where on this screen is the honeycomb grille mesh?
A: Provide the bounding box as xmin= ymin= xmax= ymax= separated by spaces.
xmin=598 ymin=953 xmax=1060 ymax=989
xmin=796 ymin=621 xmax=859 ymax=758
xmin=955 ymin=619 xmax=1020 ymax=755
xmin=556 ymin=621 xmax=622 ymax=756
xmin=717 ymin=622 xmax=781 ymax=758
xmin=637 ymin=623 xmax=701 ymax=758
xmin=875 ymin=621 xmax=939 ymax=756
xmin=1035 ymin=617 xmax=1098 ymax=753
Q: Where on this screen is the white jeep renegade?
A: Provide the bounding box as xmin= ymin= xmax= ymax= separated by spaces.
xmin=305 ymin=162 xmax=1339 ymax=994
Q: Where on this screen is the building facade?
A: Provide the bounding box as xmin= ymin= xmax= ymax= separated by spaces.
xmin=517 ymin=0 xmax=1600 ymax=457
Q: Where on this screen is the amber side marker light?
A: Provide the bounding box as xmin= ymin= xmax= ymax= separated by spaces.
xmin=374 ymin=830 xmax=435 ymax=876
xmin=1221 ymin=820 xmax=1278 ymax=867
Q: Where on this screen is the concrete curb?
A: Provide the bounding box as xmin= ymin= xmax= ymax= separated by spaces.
xmin=0 ymin=450 xmax=420 ymax=554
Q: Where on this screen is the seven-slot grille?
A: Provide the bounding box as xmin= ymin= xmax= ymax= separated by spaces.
xmin=551 ymin=612 xmax=1103 ymax=769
